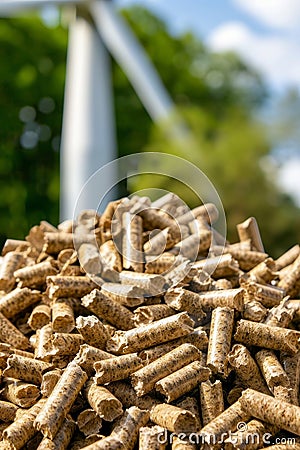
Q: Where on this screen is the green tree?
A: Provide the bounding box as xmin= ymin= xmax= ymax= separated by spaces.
xmin=0 ymin=6 xmax=298 ymax=256
xmin=0 ymin=15 xmax=67 ymax=245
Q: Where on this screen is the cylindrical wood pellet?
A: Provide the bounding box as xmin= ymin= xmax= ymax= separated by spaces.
xmin=150 ymin=403 xmax=198 ymax=434
xmin=106 ymin=312 xmax=194 ymax=354
xmin=3 ymin=354 xmax=52 ymax=385
xmin=2 ymin=398 xmax=46 ymax=450
xmin=77 ymin=409 xmax=102 ymax=436
xmin=228 ymin=345 xmax=270 ymax=394
xmin=76 ymin=315 xmax=109 ymax=349
xmin=34 ymin=362 xmax=88 ymax=439
xmin=255 ymin=349 xmax=290 ymax=393
xmin=207 ymin=307 xmax=234 ymax=377
xmin=85 ymin=382 xmax=123 ymax=422
xmin=239 ymin=388 xmax=300 ymax=436
xmin=52 ymin=298 xmax=75 ymax=333
xmin=200 ymin=379 xmax=224 ymax=426
xmin=156 ymin=361 xmax=210 ymax=402
xmin=36 ymin=416 xmax=76 ymax=450
xmin=94 ymin=353 xmax=143 ymax=384
xmin=139 ymin=425 xmax=167 ymax=450
xmin=131 ymin=343 xmax=201 ymax=396
xmin=122 ymin=212 xmax=144 ymax=273
xmin=234 ymin=320 xmax=300 ymax=354
xmin=82 ymin=289 xmax=134 ymax=331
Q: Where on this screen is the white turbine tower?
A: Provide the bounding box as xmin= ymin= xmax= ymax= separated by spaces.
xmin=0 ymin=0 xmax=176 ymax=219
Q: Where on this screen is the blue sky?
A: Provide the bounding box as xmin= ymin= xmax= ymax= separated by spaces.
xmin=116 ymin=0 xmax=300 ymax=204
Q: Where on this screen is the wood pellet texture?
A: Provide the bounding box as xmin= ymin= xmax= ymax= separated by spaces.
xmin=0 ymin=193 xmax=299 ymax=449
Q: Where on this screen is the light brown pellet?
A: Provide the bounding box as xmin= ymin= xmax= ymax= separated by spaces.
xmin=150 ymin=403 xmax=198 ymax=434
xmin=280 ymin=352 xmax=300 ymax=406
xmin=264 ymin=299 xmax=294 ymax=328
xmin=200 ymin=379 xmax=224 ymax=426
xmin=106 ymin=312 xmax=194 ymax=354
xmin=94 ymin=353 xmax=143 ymax=384
xmin=193 ymin=254 xmax=240 ymax=279
xmin=255 ymin=349 xmax=290 ymax=393
xmin=85 ymin=382 xmax=123 ymax=422
xmin=101 ymin=282 xmax=144 ymax=307
xmin=197 ymin=288 xmax=244 ymax=311
xmin=207 ymin=306 xmax=234 ymax=377
xmin=242 ymin=299 xmax=268 ymax=322
xmin=275 ymin=244 xmax=300 ymax=270
xmin=82 ymin=289 xmax=134 ymax=331
xmin=34 ymin=324 xmax=53 ymax=361
xmin=14 ymin=261 xmax=58 ymax=288
xmin=43 ymin=232 xmax=74 ymax=255
xmin=95 ymin=405 xmax=148 ymax=450
xmin=52 ymin=299 xmax=75 ymax=333
xmin=139 ymin=425 xmax=166 ymax=450
xmin=0 ymin=401 xmax=19 ymax=422
xmin=226 ymin=248 xmax=268 ymax=271
xmin=234 ymin=320 xmax=300 ymax=354
xmin=168 ymin=231 xmax=211 ymax=259
xmin=177 ymin=203 xmax=219 ymax=226
xmin=1 ymin=239 xmax=30 ymax=256
xmin=50 ymin=333 xmax=84 ymax=357
xmin=278 ymin=254 xmax=300 ymax=297
xmin=224 ymin=419 xmax=269 ymax=450
xmin=0 ymin=252 xmax=24 ymax=292
xmin=107 ymin=381 xmax=159 ymax=410
xmin=2 ymin=398 xmax=46 ymax=450
xmin=3 ymin=354 xmax=52 ymax=385
xmin=1 ymin=379 xmax=40 ymax=408
xmin=122 ymin=212 xmax=144 ymax=273
xmin=0 ymin=312 xmax=30 ymax=349
xmin=47 ymin=276 xmax=101 ymax=299
xmin=273 ymin=384 xmax=295 ymax=404
xmin=120 ymin=271 xmax=165 ymax=296
xmin=41 ymin=368 xmax=63 ymax=397
xmin=243 ymin=281 xmax=285 ymax=308
xmin=35 ymin=362 xmax=88 ymax=439
xmin=145 ymin=253 xmax=179 ymax=274
xmin=99 ymin=240 xmax=122 ymax=276
xmin=78 ymin=243 xmax=102 ymax=275
xmin=28 ymin=304 xmax=51 ymax=331
xmin=36 ymin=416 xmax=76 ymax=450
xmin=228 ymin=344 xmax=269 ymax=394
xmin=144 ymin=226 xmax=181 ymax=256
xmin=138 ymin=326 xmax=208 ymax=363
xmin=132 ymin=343 xmax=201 ymax=396
xmin=177 ymin=396 xmax=202 ymax=431
xmin=133 ymin=304 xmax=175 ymax=326
xmin=77 ymin=409 xmax=102 ymax=436
xmin=164 ymin=287 xmax=206 ymax=317
xmin=248 ymin=258 xmax=277 ymax=284
xmin=76 ymin=316 xmax=109 ymax=349
xmin=199 ymin=400 xmax=251 ymax=446
xmin=0 ymin=287 xmax=41 ymax=319
xmin=236 ymin=217 xmax=265 ymax=253
xmin=74 ymin=344 xmax=115 ymax=376
xmin=240 ymin=388 xmax=300 ymax=436
xmin=156 ymin=360 xmax=210 ymax=402
xmin=164 ymin=260 xmax=196 ymax=287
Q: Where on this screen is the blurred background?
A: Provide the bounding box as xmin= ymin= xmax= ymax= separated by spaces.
xmin=0 ymin=0 xmax=299 ymax=256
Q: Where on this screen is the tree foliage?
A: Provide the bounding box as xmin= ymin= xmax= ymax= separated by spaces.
xmin=0 ymin=6 xmax=298 ymax=255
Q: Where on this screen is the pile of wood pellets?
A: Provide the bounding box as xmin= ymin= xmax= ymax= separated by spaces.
xmin=0 ymin=192 xmax=299 ymax=450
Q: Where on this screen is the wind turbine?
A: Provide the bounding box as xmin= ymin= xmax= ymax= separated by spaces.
xmin=0 ymin=0 xmax=176 ymax=219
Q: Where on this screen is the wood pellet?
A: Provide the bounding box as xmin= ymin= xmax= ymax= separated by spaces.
xmin=0 ymin=193 xmax=299 ymax=449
